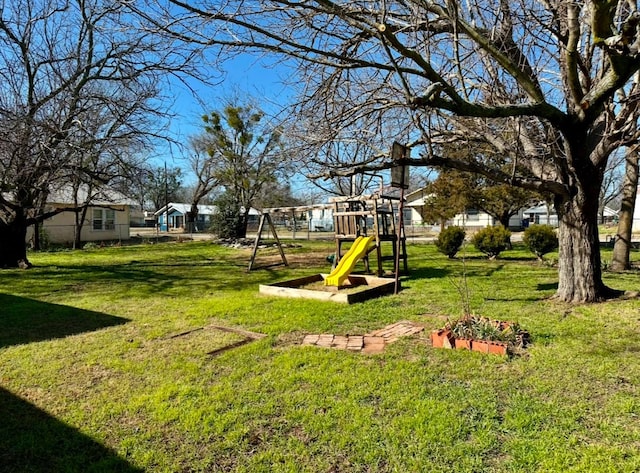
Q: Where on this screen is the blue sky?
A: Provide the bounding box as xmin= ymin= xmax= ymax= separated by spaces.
xmin=161 ymin=54 xmax=293 ymax=158
xmin=155 ymin=53 xmax=304 ymax=190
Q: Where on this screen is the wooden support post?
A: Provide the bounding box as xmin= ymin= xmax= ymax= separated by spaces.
xmin=394 ymin=187 xmax=405 ymax=294
xmin=248 ymin=213 xmax=288 ymax=271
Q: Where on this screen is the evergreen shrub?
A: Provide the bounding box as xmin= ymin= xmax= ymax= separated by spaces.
xmin=523 ymin=224 xmax=558 ymax=260
xmin=435 ymin=226 xmax=466 ymax=258
xmin=472 ymin=226 xmax=511 ymax=259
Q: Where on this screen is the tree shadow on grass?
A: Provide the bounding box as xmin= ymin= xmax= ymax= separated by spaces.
xmin=0 ymin=293 xmax=131 ymax=348
xmin=405 ymin=267 xmax=450 ymax=280
xmin=0 ymin=387 xmax=142 ymax=473
xmin=28 ymin=259 xmax=284 ymax=295
xmin=537 ymin=282 xmax=558 ymax=291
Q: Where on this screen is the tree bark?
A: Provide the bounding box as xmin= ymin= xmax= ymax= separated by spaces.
xmin=555 ymin=191 xmax=617 ymax=302
xmin=611 ymin=148 xmax=639 ymax=271
xmin=32 ymin=221 xmax=41 ymax=251
xmin=0 ymin=216 xmax=31 ymax=269
xmin=189 ymin=201 xmax=201 ymax=233
xmin=497 ymin=215 xmax=513 ymax=249
xmin=236 ymin=210 xmax=249 ymax=239
xmin=74 ymin=207 xmax=89 ymax=250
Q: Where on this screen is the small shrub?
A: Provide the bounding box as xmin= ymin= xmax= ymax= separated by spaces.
xmin=435 ymin=226 xmax=466 ymax=258
xmin=471 ymin=226 xmax=511 ymax=259
xmin=523 ymin=224 xmax=558 ymax=260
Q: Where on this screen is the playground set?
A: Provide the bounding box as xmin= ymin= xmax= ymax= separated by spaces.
xmin=256 ymin=143 xmax=410 ymax=303
xmin=256 ymin=192 xmax=409 ymax=303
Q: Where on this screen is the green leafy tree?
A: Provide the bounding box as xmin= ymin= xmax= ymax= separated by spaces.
xmin=210 ymin=191 xmax=243 ymax=239
xmin=197 ymin=102 xmax=287 ymax=238
xmin=469 ymin=183 xmax=540 ymax=230
xmin=420 ymin=171 xmax=469 ymax=231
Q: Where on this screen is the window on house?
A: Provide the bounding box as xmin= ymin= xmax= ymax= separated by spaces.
xmin=466 ymin=208 xmax=480 ymax=221
xmin=105 ymin=209 xmax=115 ymax=230
xmin=92 ymin=209 xmax=102 ymax=230
xmin=92 ymin=208 xmax=116 ymax=231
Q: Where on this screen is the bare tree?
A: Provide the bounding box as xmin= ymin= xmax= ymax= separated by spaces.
xmin=0 ymin=0 xmax=199 ymax=267
xmin=612 ymin=146 xmax=640 ymax=270
xmin=288 ymin=113 xmax=388 ymax=196
xmin=187 ymin=136 xmax=219 ymax=231
xmin=130 ymin=0 xmax=640 ymax=302
xmin=600 ymin=151 xmax=625 ymax=222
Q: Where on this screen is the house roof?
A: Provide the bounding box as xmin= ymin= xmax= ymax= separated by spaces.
xmin=153 ymin=202 xmax=261 ymax=217
xmin=49 ymin=185 xmax=137 ymax=206
xmin=2 ymin=185 xmax=135 ymax=206
xmin=154 ymin=202 xmax=217 ymax=216
xmin=406 ymin=196 xmax=431 ymax=207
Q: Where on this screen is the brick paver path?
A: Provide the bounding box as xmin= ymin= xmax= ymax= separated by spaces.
xmin=301 ymin=320 xmax=424 ymax=354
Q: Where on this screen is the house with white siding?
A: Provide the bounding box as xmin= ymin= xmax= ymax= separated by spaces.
xmin=405 ymin=187 xmax=524 ymax=230
xmin=25 ymin=186 xmax=135 ymax=245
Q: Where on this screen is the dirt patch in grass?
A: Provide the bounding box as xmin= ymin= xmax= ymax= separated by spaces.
xmin=164 ymin=325 xmax=267 ymax=357
xmin=251 ymin=250 xmax=331 ymax=270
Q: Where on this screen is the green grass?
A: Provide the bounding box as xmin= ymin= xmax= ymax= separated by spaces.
xmin=1 ymin=240 xmax=640 ymax=472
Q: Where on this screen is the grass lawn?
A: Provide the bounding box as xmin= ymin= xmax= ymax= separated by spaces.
xmin=1 ymin=239 xmax=640 ymax=472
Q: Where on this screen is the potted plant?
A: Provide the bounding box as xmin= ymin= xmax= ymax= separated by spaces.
xmin=443 ymin=315 xmax=527 ymax=356
xmin=432 ymin=256 xmax=528 ymax=355
xmin=450 ymin=315 xmax=474 ymax=350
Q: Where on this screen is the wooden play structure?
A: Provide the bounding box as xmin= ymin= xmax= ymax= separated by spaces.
xmin=332 ymin=193 xmax=407 ymax=277
xmin=247 ymin=212 xmax=288 ymax=271
xmin=248 ymin=203 xmax=331 ymax=271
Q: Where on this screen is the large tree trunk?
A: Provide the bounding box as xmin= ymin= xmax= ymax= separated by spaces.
xmin=236 ymin=210 xmax=249 ymax=239
xmin=611 ymin=148 xmax=639 ymax=271
xmin=555 ymin=191 xmax=616 ymax=303
xmin=0 ymin=216 xmax=31 ymax=269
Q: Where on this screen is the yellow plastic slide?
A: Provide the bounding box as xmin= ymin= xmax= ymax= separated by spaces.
xmin=324 ymin=236 xmax=375 ymax=287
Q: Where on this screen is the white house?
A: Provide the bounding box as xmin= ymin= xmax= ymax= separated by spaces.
xmin=261 ymin=203 xmax=334 ymax=231
xmin=405 ymin=187 xmax=524 ymax=230
xmin=154 ymin=202 xmax=262 ymax=231
xmin=154 ymin=203 xmax=218 ymax=231
xmin=306 ymin=204 xmax=335 ymax=231
xmin=523 ymin=202 xmax=618 ymax=228
xmin=522 ymin=203 xmax=559 ymax=226
xmin=631 ymin=185 xmax=640 ymax=234
xmin=26 ymin=186 xmax=134 ymax=245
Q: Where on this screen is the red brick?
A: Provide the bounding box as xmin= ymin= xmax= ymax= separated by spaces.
xmin=346 ymin=336 xmax=364 ymax=350
xmin=331 ymin=336 xmax=349 ymax=349
xmin=317 ymin=334 xmax=334 ymax=347
xmin=362 ymin=344 xmax=386 ymax=354
xmin=302 ymin=334 xmax=320 ymax=346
